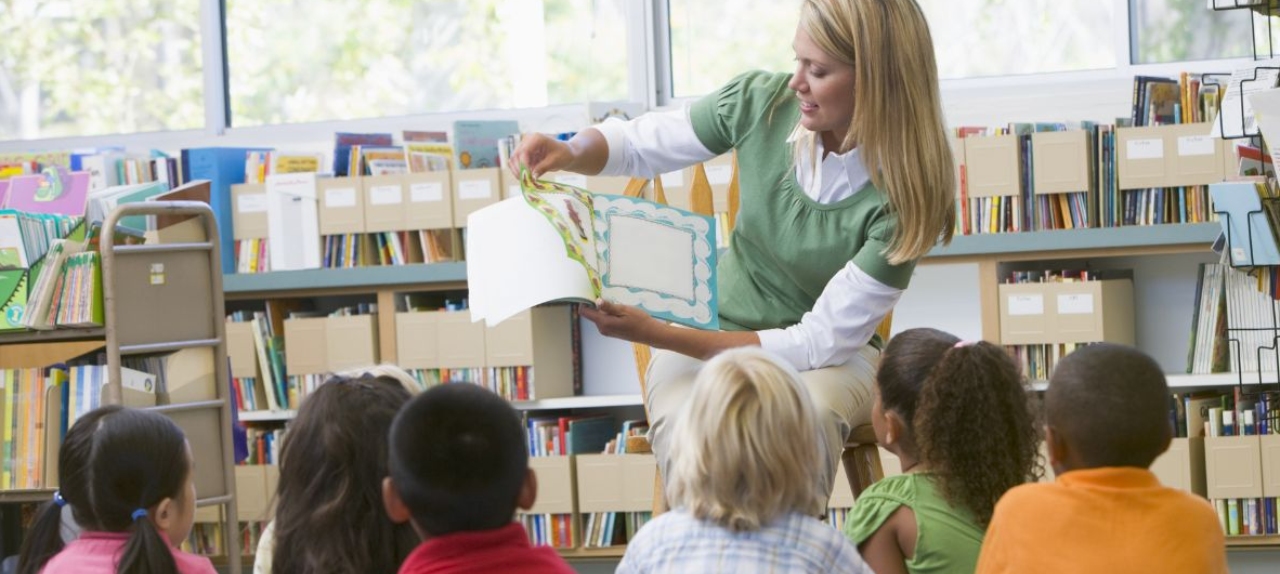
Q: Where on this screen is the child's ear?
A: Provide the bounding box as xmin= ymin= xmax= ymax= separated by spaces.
xmin=382 ymin=477 xmax=412 ymax=525
xmin=516 ymin=467 xmax=538 ymax=511
xmin=884 ymin=410 xmax=908 ymax=446
xmin=152 ymin=497 xmax=176 ymax=533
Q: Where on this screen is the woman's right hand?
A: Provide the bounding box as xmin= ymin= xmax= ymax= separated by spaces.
xmin=510 ymin=133 xmax=576 ymax=178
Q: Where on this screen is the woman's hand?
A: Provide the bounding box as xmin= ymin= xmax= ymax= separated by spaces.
xmin=579 ymin=300 xmax=664 ymax=345
xmin=510 ymin=133 xmax=576 ymax=178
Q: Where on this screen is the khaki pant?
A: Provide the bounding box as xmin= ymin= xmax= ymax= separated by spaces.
xmin=644 ymin=345 xmax=879 ymax=502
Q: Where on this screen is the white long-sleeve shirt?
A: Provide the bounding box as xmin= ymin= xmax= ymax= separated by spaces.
xmin=593 ymin=107 xmax=902 ymax=371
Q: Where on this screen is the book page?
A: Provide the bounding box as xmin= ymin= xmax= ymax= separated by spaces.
xmin=593 ymin=194 xmax=719 ymax=330
xmin=466 ymin=197 xmax=595 ymax=327
xmin=517 ymin=169 xmax=602 ymax=295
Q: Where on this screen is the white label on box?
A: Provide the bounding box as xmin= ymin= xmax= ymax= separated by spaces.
xmin=1057 ymin=293 xmax=1095 ymax=315
xmin=1177 ymin=135 xmax=1216 ymax=157
xmin=410 ymin=182 xmax=444 ymax=203
xmin=324 ymin=187 xmax=357 ymax=208
xmin=1007 ymin=294 xmax=1045 ymax=316
xmin=660 ymin=170 xmax=685 ymax=188
xmin=238 ymin=193 xmax=268 ymax=213
xmin=459 ymin=179 xmax=492 ymax=200
xmin=556 ymin=173 xmax=588 ymax=188
xmin=1126 ymin=138 xmax=1164 ymax=160
xmin=705 ymin=164 xmax=733 ymax=185
xmin=369 ymin=185 xmax=403 ymax=206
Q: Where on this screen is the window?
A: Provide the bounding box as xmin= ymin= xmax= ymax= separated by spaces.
xmin=667 ymin=0 xmax=1118 ymax=100
xmin=0 ymin=0 xmax=204 ymax=140
xmin=916 ymin=0 xmax=1117 ymax=79
xmin=1131 ymin=0 xmax=1256 ymax=63
xmin=667 ymin=0 xmax=797 ymax=99
xmin=225 ymin=0 xmax=630 ymax=127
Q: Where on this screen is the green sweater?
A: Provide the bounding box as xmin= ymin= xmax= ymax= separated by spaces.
xmin=689 ymin=71 xmax=916 ymax=331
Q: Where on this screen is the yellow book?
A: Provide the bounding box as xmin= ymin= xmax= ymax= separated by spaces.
xmin=272 ymin=154 xmax=322 ymax=174
xmin=1 ymin=370 xmax=11 ymax=489
xmin=26 ymin=370 xmax=44 ymax=488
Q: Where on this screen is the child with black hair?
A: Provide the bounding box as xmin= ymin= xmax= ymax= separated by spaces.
xmin=976 ymin=343 xmax=1228 ymax=574
xmin=844 ymin=328 xmax=1041 ymax=574
xmin=382 ymin=383 xmax=574 ymax=574
xmin=17 ymin=405 xmax=214 ymax=574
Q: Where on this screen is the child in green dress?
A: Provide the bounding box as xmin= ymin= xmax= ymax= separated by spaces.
xmin=844 ymin=328 xmax=1042 ymax=574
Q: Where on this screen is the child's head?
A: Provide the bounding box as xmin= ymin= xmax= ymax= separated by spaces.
xmin=384 ymin=383 xmax=532 ymax=538
xmin=1046 ymin=343 xmax=1171 ymax=473
xmin=18 ymin=405 xmax=194 ymax=574
xmin=272 ymin=371 xmax=418 ymax=574
xmin=666 ymin=348 xmax=825 ymax=531
xmin=874 ymin=328 xmax=1041 ymax=526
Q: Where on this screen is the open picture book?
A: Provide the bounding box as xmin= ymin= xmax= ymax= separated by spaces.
xmin=467 ymin=168 xmax=719 ymax=330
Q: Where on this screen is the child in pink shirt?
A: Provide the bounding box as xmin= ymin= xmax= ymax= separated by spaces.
xmin=17 ymin=405 xmax=215 ymax=574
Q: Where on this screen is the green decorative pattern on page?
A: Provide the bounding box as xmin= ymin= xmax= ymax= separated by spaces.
xmin=516 ymin=167 xmax=604 ymax=297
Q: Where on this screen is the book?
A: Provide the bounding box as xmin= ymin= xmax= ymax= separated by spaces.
xmin=1209 ymin=181 xmax=1280 ymax=266
xmin=452 ymin=120 xmax=519 ymax=169
xmin=5 ymin=168 xmax=90 ymax=216
xmin=467 ymin=169 xmax=719 ymax=330
xmin=332 ymin=133 xmax=392 ymax=177
xmin=181 ymin=147 xmax=272 ymax=273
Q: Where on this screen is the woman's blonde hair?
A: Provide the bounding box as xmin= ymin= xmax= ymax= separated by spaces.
xmin=667 ymin=348 xmax=825 ymax=531
xmin=795 ymin=0 xmax=955 ymax=264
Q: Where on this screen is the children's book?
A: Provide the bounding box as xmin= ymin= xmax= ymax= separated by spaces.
xmin=452 ymin=120 xmax=519 ymax=169
xmin=467 ymin=169 xmax=719 ymax=330
xmin=5 ymin=168 xmax=90 ymax=216
xmin=332 ymin=133 xmax=392 ymax=177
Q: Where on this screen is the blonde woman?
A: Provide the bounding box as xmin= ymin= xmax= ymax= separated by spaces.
xmin=616 ymin=348 xmax=873 ymax=573
xmin=512 ymin=0 xmax=954 ymax=498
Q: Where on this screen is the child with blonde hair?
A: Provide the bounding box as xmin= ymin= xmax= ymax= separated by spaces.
xmin=617 ymin=348 xmax=872 ymax=574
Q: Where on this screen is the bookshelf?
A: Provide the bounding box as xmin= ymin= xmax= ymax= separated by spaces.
xmin=0 ymin=202 xmax=242 ymax=572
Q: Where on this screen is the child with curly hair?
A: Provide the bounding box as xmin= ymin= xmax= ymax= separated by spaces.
xmin=844 ymin=328 xmax=1041 ymax=574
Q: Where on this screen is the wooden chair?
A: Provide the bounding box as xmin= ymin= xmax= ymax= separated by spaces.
xmin=621 ymin=156 xmax=889 ymax=513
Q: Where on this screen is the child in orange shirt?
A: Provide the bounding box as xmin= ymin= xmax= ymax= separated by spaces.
xmin=975 ymin=343 xmax=1228 ymax=574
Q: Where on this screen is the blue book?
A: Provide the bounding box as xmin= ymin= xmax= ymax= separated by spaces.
xmin=180 ymin=147 xmax=271 ymax=273
xmin=1209 ymin=181 xmax=1280 ymax=267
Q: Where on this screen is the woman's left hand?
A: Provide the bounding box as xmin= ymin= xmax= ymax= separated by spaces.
xmin=579 ymin=300 xmax=664 ymax=345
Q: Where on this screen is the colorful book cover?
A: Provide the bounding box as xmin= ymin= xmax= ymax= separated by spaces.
xmin=332 ymin=133 xmax=392 ymax=177
xmin=452 ymin=120 xmax=519 ymax=170
xmin=467 ymin=168 xmax=718 ymax=330
xmin=4 ymin=168 xmax=90 ymax=216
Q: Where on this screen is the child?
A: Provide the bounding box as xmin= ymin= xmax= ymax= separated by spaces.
xmin=17 ymin=405 xmax=215 ymax=574
xmin=975 ymin=343 xmax=1228 ymax=573
xmin=845 ymin=328 xmax=1041 ymax=574
xmin=617 ymin=348 xmax=872 ymax=574
xmin=255 ymin=368 xmax=420 ymax=574
xmin=382 ymin=383 xmax=575 ymax=574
